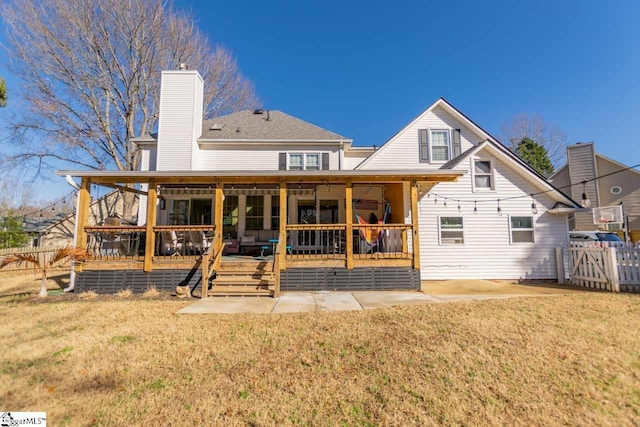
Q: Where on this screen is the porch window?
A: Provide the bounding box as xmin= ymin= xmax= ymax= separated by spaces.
xmin=169 ymin=200 xmax=189 ymax=225
xmin=223 ymin=195 xmax=239 ymax=238
xmin=271 ymin=195 xmax=280 ymax=230
xmin=245 ymin=195 xmax=264 ymax=230
xmin=474 ymin=160 xmax=494 ymax=190
xmin=510 ymin=216 xmax=534 ymax=243
xmin=430 ymin=129 xmax=451 ymax=162
xmin=439 ymin=216 xmax=464 ymax=244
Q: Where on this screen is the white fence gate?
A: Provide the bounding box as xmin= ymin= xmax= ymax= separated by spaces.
xmin=567 ymin=244 xmax=619 ymax=291
xmin=565 ymin=242 xmax=640 ymax=293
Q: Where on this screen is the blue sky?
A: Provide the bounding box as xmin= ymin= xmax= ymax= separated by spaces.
xmin=1 ymin=0 xmax=639 ymax=203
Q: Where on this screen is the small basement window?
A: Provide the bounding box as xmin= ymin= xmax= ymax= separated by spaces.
xmin=510 ymin=216 xmax=534 ymax=243
xmin=439 ymin=216 xmax=464 ymax=244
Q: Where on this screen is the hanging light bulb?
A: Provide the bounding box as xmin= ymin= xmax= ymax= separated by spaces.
xmin=531 ymin=195 xmax=538 ymax=215
xmin=427 ymin=193 xmax=431 ymax=198
xmin=443 ymin=199 xmax=447 ymax=208
xmin=497 ymin=199 xmax=503 ymax=216
xmin=51 ymin=204 xmax=56 ymax=212
xmin=39 ymin=211 xmax=43 ymax=218
xmin=62 ymin=197 xmax=66 ymax=205
xmin=434 ymin=196 xmax=438 ymax=204
xmin=581 ymin=181 xmax=591 ymax=208
xmin=474 ymin=201 xmax=478 ymax=214
xmin=457 ymin=201 xmax=461 ymax=211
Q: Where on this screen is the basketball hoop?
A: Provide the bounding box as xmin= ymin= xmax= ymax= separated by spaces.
xmin=592 ymin=205 xmax=623 ymax=225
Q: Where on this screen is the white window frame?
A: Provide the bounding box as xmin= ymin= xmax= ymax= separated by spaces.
xmin=438 ymin=216 xmax=465 ymax=245
xmin=429 ymin=129 xmax=451 ymax=163
xmin=509 ymin=215 xmax=535 ymax=244
xmin=288 ymin=152 xmax=321 ymax=170
xmin=472 ymin=158 xmax=495 ymax=192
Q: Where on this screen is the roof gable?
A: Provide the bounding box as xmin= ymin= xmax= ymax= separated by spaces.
xmin=357 ymin=98 xmax=579 ymax=206
xmin=200 ymin=110 xmax=351 ymax=142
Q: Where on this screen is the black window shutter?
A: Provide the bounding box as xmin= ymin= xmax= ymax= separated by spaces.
xmin=322 ymin=153 xmax=330 ymax=170
xmin=278 ymin=152 xmax=287 ymax=170
xmin=419 ymin=129 xmax=430 ymax=163
xmin=452 ymin=129 xmax=462 ymax=157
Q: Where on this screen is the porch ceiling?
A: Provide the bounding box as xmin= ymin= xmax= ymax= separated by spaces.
xmin=56 ymin=169 xmax=464 ymax=185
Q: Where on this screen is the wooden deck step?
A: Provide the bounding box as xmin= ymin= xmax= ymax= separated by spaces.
xmin=213 ymin=276 xmax=273 ymax=285
xmin=207 ymin=285 xmax=273 ymax=297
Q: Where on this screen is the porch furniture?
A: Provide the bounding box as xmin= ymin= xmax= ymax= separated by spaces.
xmin=223 ymin=238 xmax=240 ymax=255
xmin=159 ymin=230 xmax=183 ymax=256
xmin=240 ymin=230 xmax=280 ymax=254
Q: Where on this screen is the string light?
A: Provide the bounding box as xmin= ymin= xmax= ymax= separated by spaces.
xmin=428 ymin=162 xmax=640 ymax=209
xmin=474 ymin=201 xmax=478 ymax=214
xmin=531 ymin=194 xmax=538 ymax=215
xmin=581 ymin=181 xmax=591 ymax=208
xmin=497 ymin=199 xmax=503 ymax=216
xmin=457 ymin=201 xmax=461 ymax=212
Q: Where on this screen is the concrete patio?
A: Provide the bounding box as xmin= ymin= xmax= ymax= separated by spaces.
xmin=177 ymin=290 xmax=539 ymax=314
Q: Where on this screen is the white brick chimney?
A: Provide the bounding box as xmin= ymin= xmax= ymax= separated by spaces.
xmin=156 ymin=70 xmax=204 ymax=170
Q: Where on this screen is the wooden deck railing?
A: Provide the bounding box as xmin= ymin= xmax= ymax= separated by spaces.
xmin=284 ymin=223 xmax=412 ymax=263
xmin=153 ymin=225 xmax=215 ymax=260
xmin=285 ymin=224 xmax=347 ymax=260
xmin=85 ymin=226 xmax=146 ymax=260
xmin=84 ymin=225 xmax=216 ymax=261
xmin=353 ymin=223 xmax=412 ymax=259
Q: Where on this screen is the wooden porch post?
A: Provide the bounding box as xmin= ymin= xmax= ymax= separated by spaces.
xmin=345 ymin=181 xmax=354 ymax=270
xmin=410 ymin=180 xmax=421 ymax=272
xmin=279 ymin=180 xmax=287 ymax=271
xmin=214 ymin=182 xmax=224 ymax=271
xmin=143 ymin=181 xmax=157 ymax=272
xmin=76 ymin=178 xmax=91 ymax=253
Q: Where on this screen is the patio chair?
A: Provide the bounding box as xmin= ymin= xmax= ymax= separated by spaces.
xmin=159 ymin=231 xmax=183 ymax=256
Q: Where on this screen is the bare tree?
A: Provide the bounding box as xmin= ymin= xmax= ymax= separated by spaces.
xmin=0 ymin=0 xmax=259 ymax=216
xmin=501 ymin=114 xmax=567 ymax=167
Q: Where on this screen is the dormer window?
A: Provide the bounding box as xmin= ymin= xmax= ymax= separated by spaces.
xmin=430 ymin=130 xmax=450 ymax=161
xmin=419 ymin=129 xmax=460 ymax=163
xmin=279 ymin=152 xmax=329 ymax=170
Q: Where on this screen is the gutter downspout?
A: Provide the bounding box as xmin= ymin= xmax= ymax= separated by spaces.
xmin=64 ymin=175 xmax=81 ymax=293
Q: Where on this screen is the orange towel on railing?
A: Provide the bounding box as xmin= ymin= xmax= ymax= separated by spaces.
xmin=357 ymin=216 xmax=383 ymax=245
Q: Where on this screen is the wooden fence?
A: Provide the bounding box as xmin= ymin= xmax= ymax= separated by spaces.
xmin=0 ymin=246 xmax=69 ymax=272
xmin=564 ymin=242 xmax=640 ymax=293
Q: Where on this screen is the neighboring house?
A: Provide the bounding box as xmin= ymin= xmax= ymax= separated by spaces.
xmin=550 ymin=142 xmax=640 ymax=237
xmin=58 ymin=69 xmax=581 ymax=295
xmin=23 ymin=190 xmax=138 ymax=248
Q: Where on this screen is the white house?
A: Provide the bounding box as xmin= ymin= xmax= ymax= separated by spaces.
xmin=58 ymin=69 xmax=581 ymax=295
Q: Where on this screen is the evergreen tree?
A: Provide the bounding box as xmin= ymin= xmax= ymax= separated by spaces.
xmin=0 ymin=77 xmax=7 ymax=107
xmin=516 ymin=137 xmax=555 ymax=176
xmin=0 ymin=215 xmax=29 ymax=249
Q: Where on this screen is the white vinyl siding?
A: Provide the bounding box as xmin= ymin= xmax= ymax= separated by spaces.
xmin=156 ymin=71 xmax=203 ymax=171
xmin=418 ymin=151 xmax=568 ymax=280
xmin=193 ymin=145 xmax=340 ymax=171
xmin=509 ymin=216 xmax=535 ymax=243
xmin=439 ymin=216 xmax=464 ymax=244
xmin=358 ymin=105 xmax=482 ymax=170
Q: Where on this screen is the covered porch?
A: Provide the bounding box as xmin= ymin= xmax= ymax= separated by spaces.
xmin=59 ymin=170 xmax=462 ymax=296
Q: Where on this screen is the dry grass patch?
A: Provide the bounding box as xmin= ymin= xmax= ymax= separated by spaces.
xmin=115 ymin=288 xmax=133 ymax=299
xmin=0 ymin=270 xmax=69 ymax=297
xmin=141 ymin=285 xmax=160 ymax=299
xmin=78 ymin=290 xmax=98 ymax=301
xmin=1 ymin=294 xmax=639 ymax=425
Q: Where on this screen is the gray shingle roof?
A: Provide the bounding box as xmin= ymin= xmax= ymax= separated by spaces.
xmin=200 ymin=110 xmax=351 ymax=142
